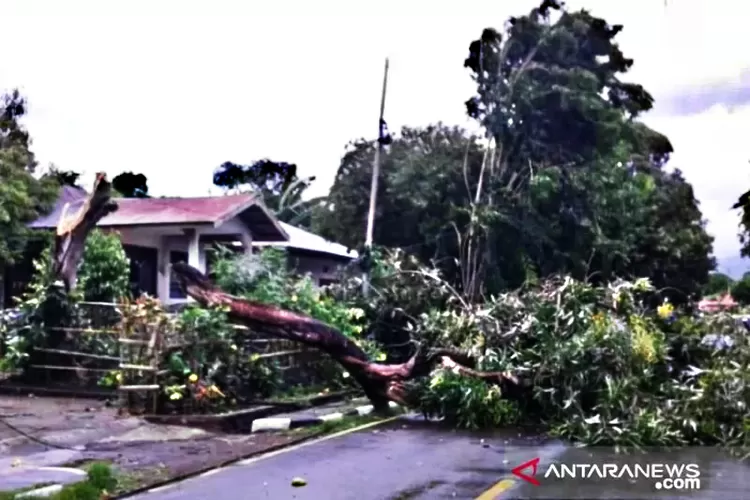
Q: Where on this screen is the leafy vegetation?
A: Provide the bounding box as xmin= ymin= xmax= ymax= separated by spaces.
xmin=212 ymin=159 xmax=322 ymax=229
xmin=211 ymin=247 xmax=382 ymax=362
xmin=315 ymin=2 xmax=714 ymax=304
xmin=705 ymin=272 xmax=735 ymax=297
xmin=297 ymin=1 xmax=741 ymax=450
xmin=0 ymin=90 xmax=59 ymax=270
xmin=112 ymin=171 xmax=149 ymax=198
xmin=77 ymin=230 xmax=131 ymax=303
xmin=0 ymin=230 xmax=129 ymax=374
xmin=336 ymin=250 xmax=750 ymax=453
xmin=109 ymin=247 xmax=381 ymax=413
xmin=731 ymin=274 xmax=750 ymax=305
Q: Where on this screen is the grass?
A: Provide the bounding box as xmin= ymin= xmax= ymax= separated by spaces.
xmin=0 ymin=461 xmax=168 ymax=499
xmin=60 ymin=460 xmax=170 ymax=497
xmin=271 ymin=384 xmax=360 ymax=404
xmin=110 ymin=465 xmax=170 ymax=496
xmin=0 ymin=462 xmax=115 ymax=500
xmin=0 ymin=483 xmax=55 ymax=500
xmin=284 ymin=411 xmax=400 ymax=439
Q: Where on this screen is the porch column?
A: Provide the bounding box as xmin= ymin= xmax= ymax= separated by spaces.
xmin=238 ymin=227 xmax=254 ymax=255
xmin=157 ymin=236 xmax=170 ymax=303
xmin=185 ymin=228 xmax=204 ymax=272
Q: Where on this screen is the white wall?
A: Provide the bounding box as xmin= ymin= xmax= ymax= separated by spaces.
xmin=108 ymin=220 xmax=351 ymax=302
xmin=288 ymin=252 xmax=349 ymax=285
xmin=109 ymin=218 xmax=254 ymax=305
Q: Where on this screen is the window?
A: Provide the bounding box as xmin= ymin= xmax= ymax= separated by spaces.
xmin=169 ymin=251 xmax=189 ymax=299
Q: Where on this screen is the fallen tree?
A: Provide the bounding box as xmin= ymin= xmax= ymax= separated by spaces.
xmin=51 ymin=176 xmax=524 ymax=412
xmin=170 ymin=262 xmax=526 ymax=411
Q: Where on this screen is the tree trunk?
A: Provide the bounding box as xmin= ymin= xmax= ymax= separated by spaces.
xmin=42 ymin=174 xmax=117 ymax=378
xmin=52 ymin=173 xmax=118 ymax=292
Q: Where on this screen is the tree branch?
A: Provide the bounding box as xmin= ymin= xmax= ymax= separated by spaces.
xmin=172 ymin=263 xmax=529 ymax=410
xmin=52 ymin=173 xmax=118 ymax=291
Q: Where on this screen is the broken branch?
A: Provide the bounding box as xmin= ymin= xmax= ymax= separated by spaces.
xmin=171 ymin=263 xmax=528 ymax=410
xmin=52 ymin=173 xmax=118 ymax=291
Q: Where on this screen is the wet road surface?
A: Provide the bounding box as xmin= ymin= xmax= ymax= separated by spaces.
xmin=129 ymin=416 xmax=750 ymax=500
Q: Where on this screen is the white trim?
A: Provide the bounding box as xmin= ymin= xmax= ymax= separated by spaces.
xmin=37 ymin=467 xmax=86 ymax=476
xmin=355 ymin=405 xmax=374 ymax=416
xmin=251 ymin=417 xmax=292 ymax=432
xmin=17 ymin=484 xmax=64 ymax=498
xmin=215 ymin=196 xmax=289 ymax=241
xmin=319 ymin=412 xmax=344 ymax=421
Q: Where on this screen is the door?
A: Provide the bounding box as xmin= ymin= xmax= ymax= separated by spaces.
xmin=123 ymin=245 xmax=158 ymax=298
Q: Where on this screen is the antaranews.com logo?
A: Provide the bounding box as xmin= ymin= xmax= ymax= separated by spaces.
xmin=511 ymin=457 xmax=701 ymax=491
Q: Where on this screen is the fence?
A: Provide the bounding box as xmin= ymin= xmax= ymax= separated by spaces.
xmin=25 ymin=301 xmax=122 ymax=388
xmin=3 ymin=300 xmax=328 ymax=414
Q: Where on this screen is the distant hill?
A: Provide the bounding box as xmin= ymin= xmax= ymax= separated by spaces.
xmin=716 ymin=255 xmax=750 ymax=280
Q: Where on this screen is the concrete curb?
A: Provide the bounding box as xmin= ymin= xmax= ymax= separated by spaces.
xmin=142 ymin=390 xmax=360 ymax=432
xmin=250 ymin=401 xmax=401 ymax=432
xmin=16 ymin=483 xmax=64 ymax=498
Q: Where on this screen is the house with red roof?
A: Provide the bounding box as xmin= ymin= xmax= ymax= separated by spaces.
xmin=697 ymin=293 xmax=738 ymax=313
xmin=3 ymin=185 xmax=357 ymax=306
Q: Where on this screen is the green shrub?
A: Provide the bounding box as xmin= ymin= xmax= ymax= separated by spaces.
xmin=417 ymin=371 xmax=520 ymax=428
xmin=0 ymin=246 xmax=72 ymax=373
xmin=52 ymin=482 xmax=99 ymax=500
xmin=0 ymin=462 xmax=117 ymax=500
xmin=77 ymin=229 xmax=130 ymax=303
xmin=210 ymin=246 xmax=385 ymax=389
xmin=1 ymin=230 xmax=130 ymax=374
xmin=392 ymin=269 xmax=750 ymax=453
xmin=319 ymin=248 xmax=749 ymax=452
xmin=86 ymin=461 xmax=117 ymax=492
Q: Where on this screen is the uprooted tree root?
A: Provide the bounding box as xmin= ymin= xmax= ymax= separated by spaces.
xmin=53 ymin=175 xmax=527 ymax=412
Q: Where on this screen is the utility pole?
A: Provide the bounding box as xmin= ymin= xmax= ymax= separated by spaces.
xmin=362 ymin=58 xmax=390 ymax=296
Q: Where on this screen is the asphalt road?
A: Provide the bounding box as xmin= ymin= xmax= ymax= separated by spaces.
xmin=129 ymin=416 xmax=750 ymax=500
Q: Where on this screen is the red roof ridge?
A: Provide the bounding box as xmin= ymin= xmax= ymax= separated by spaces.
xmin=114 ymin=193 xmax=257 ymax=221
xmin=118 ymin=193 xmax=254 ymax=201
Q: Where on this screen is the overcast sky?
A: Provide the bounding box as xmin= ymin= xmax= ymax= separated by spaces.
xmin=2 ymin=0 xmax=748 ymax=272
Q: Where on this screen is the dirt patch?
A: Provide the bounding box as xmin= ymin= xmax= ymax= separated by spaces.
xmin=0 ymin=395 xmax=326 ymax=495
xmin=0 ymin=395 xmax=135 ymax=454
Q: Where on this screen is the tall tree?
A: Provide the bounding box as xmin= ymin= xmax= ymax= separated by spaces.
xmin=318 ymin=0 xmax=714 ymax=300
xmin=112 ymin=172 xmax=149 ymax=198
xmin=46 ymin=166 xmax=81 ymax=188
xmin=314 ymin=124 xmax=486 ymax=284
xmin=455 ymin=0 xmax=711 ymax=298
xmin=704 ymin=272 xmax=734 ymax=297
xmin=213 ymin=159 xmax=320 ymax=228
xmin=731 ymin=277 xmax=750 ymax=305
xmin=732 ymin=161 xmax=750 ymax=257
xmin=0 ymin=90 xmax=58 ymax=268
